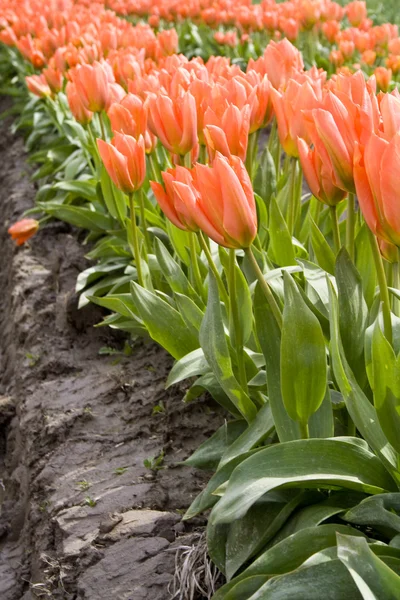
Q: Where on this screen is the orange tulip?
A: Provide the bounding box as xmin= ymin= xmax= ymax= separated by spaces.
xmin=203 ymin=103 xmax=251 ymax=162
xmin=108 ymin=93 xmax=147 ymax=139
xmin=26 ymin=74 xmax=51 ymax=98
xmin=8 ymin=218 xmax=39 ymax=246
xmin=247 ymin=39 xmax=304 ymax=90
xmin=322 ymin=20 xmax=340 ymax=44
xmin=346 ymin=1 xmax=367 ymax=27
xmin=66 ymin=81 xmax=93 ymax=125
xmin=150 ymin=167 xmax=199 ymax=232
xmin=375 ymin=67 xmax=392 ymax=92
xmin=354 ymin=134 xmax=400 ymax=246
xmin=42 ymin=66 xmax=63 ymax=93
xmin=97 ymin=133 xmax=146 ymax=195
xmin=298 ymin=137 xmax=347 ymax=206
xmin=173 ymin=153 xmax=257 ymax=249
xmin=146 ymin=91 xmax=197 ymax=156
xmin=72 ymin=61 xmax=112 ymax=113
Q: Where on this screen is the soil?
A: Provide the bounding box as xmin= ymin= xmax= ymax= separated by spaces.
xmin=0 ymin=96 xmax=222 ymax=600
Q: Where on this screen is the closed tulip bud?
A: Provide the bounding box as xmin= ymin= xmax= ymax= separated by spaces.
xmin=346 ymin=1 xmax=367 ymax=27
xmin=247 ymin=39 xmax=304 ymax=90
xmin=108 ymin=94 xmax=148 ymax=140
xmin=26 ymin=74 xmax=51 ymax=98
xmin=375 ymin=67 xmax=392 ymax=92
xmin=204 ymin=104 xmax=250 ymax=162
xmin=97 ymin=133 xmax=146 ymax=195
xmin=322 ymin=20 xmax=341 ymax=44
xmin=72 ymin=61 xmax=111 ymax=113
xmin=147 ymin=91 xmax=197 ymax=156
xmin=150 ymin=167 xmax=199 ymax=232
xmin=42 ymin=66 xmax=63 ymax=93
xmin=66 ymin=81 xmax=93 ymax=125
xmin=8 ymin=218 xmax=39 ymax=246
xmin=173 ymin=153 xmax=257 ymax=249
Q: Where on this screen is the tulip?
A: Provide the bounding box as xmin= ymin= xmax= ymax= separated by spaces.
xmin=26 ymin=74 xmax=51 ymax=98
xmin=147 ymin=91 xmax=197 ymax=156
xmin=66 ymin=81 xmax=93 ymax=125
xmin=97 ymin=133 xmax=146 ymax=195
xmin=375 ymin=67 xmax=392 ymax=92
xmin=173 ymin=153 xmax=257 ymax=249
xmin=108 ymin=94 xmax=147 ymax=139
xmin=8 ymin=218 xmax=39 ymax=246
xmin=72 ymin=61 xmax=111 ymax=113
xmin=150 ymin=168 xmax=199 ymax=232
xmin=346 ymin=1 xmax=367 ymax=27
xmin=42 ymin=67 xmax=63 ymax=93
xmin=298 ymin=137 xmax=347 ymax=206
xmin=322 ymin=20 xmax=341 ymax=44
xmin=247 ymin=39 xmax=304 ymax=90
xmin=203 ymin=104 xmax=251 ymax=162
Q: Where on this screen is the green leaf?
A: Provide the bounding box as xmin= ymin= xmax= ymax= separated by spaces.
xmin=281 ymin=272 xmax=327 ymax=427
xmin=155 ymin=238 xmax=202 ymax=305
xmin=253 ymin=146 xmax=276 ymax=208
xmin=356 ymin=223 xmax=377 ymax=308
xmin=166 ymin=220 xmax=191 ymax=265
xmin=199 ymin=270 xmax=257 ymax=423
xmin=372 ymin=321 xmax=400 ymax=455
xmin=254 ymin=283 xmax=300 ymax=441
xmin=335 ymin=249 xmax=368 ymax=388
xmin=130 ymin=282 xmax=198 ymax=359
xmin=100 ymin=166 xmax=127 ymax=223
xmin=210 ymin=438 xmax=396 ymax=526
xmin=174 ymin=292 xmax=204 ymax=334
xmin=39 ymin=202 xmax=113 ymax=232
xmin=184 ymin=373 xmax=241 ymax=416
xmin=337 ymin=534 xmax=400 ymax=599
xmin=88 ymin=293 xmax=138 ymax=319
xmin=311 ymin=217 xmax=336 ymax=275
xmin=214 ymin=525 xmax=364 ymax=600
xmin=52 ymin=179 xmax=98 ymax=201
xmin=327 ymin=278 xmax=398 ymax=472
xmin=184 ymin=420 xmax=247 ymax=471
xmin=268 ymin=196 xmax=296 ymax=267
xmin=166 ymin=348 xmax=209 ymax=387
xmin=343 ymin=494 xmax=400 ymax=538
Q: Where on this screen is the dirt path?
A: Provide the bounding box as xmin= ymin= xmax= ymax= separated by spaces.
xmin=0 ymin=98 xmax=221 ymax=600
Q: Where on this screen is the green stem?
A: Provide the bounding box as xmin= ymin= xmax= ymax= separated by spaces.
xmin=299 ymin=421 xmax=310 ymax=440
xmin=198 ymin=231 xmax=230 ymax=309
xmin=98 ymin=111 xmax=106 ymax=140
xmin=148 ymin=153 xmax=160 ymax=183
xmin=87 ymin=123 xmax=100 ymax=169
xmin=346 ymin=193 xmax=355 ymax=261
xmin=330 ymin=205 xmax=341 ymax=254
xmin=245 ymin=131 xmax=259 ymax=178
xmin=287 ymin=158 xmax=298 ymax=235
xmin=136 ymin=188 xmax=151 ymax=255
xmin=368 ymin=228 xmax=393 ymax=344
xmin=129 ymin=193 xmax=144 ymax=288
xmin=189 ymin=233 xmax=205 ymax=300
xmin=244 ymin=246 xmax=283 ymax=330
xmin=183 ymin=152 xmax=192 ymax=169
xmin=392 ymin=250 xmax=400 ymax=317
xmin=228 ymin=249 xmax=248 ymax=394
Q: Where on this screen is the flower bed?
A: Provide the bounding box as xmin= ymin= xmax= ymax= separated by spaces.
xmin=2 ymin=1 xmax=400 ymax=599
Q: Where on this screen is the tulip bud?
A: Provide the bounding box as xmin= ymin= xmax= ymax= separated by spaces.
xmin=8 ymin=218 xmax=39 ymax=246
xmin=147 ymin=91 xmax=197 ymax=156
xmin=97 ymin=133 xmax=146 ymax=195
xmin=150 ymin=167 xmax=199 ymax=232
xmin=26 ymin=74 xmax=51 ymax=98
xmin=66 ymin=81 xmax=93 ymax=125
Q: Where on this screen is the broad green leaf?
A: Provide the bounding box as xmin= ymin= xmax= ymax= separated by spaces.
xmin=199 ymin=270 xmax=257 ymax=423
xmin=281 ymin=272 xmax=327 ymax=427
xmin=356 ymin=223 xmax=377 ymax=308
xmin=100 ymin=166 xmax=127 ymax=223
xmin=268 ymin=196 xmax=296 ymax=267
xmin=52 ymin=179 xmax=98 ymax=201
xmin=372 ymin=322 xmax=400 ymax=455
xmin=76 ymin=261 xmax=128 ymax=293
xmin=337 ymin=533 xmax=400 ymax=599
xmin=155 ymin=238 xmax=202 ymax=305
xmin=130 ymin=282 xmax=198 ymax=359
xmin=166 ymin=220 xmax=191 ymax=265
xmin=310 ymin=217 xmax=336 ymax=275
xmin=184 ymin=373 xmax=241 ymax=417
xmin=327 ymin=279 xmax=398 ymax=472
xmin=166 ymin=348 xmax=209 ymax=387
xmin=210 ymin=438 xmax=396 ymax=526
xmin=214 ymin=526 xmax=364 ymax=600
xmin=219 ymin=402 xmax=274 ymax=469
xmin=174 ymin=292 xmax=204 ymax=334
xmin=344 ymin=494 xmax=400 ymax=538
xmin=40 ymin=202 xmax=114 ymax=232
xmin=184 ymin=420 xmax=247 ymax=471
xmin=88 ymin=293 xmax=138 ymax=319
xmin=228 ymin=260 xmax=253 ymax=347
xmin=254 ymin=284 xmax=300 ymax=442
xmin=308 ymin=386 xmax=334 ymax=438
xmin=253 ymin=146 xmax=276 ymax=209
xmin=335 ymin=249 xmax=368 ymax=389
xmin=225 ymin=491 xmax=304 ymax=580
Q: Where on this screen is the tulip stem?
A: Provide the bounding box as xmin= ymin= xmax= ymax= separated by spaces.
xmin=198 ymin=232 xmax=230 ymax=309
xmin=346 ymin=193 xmax=355 ymax=261
xmin=244 ymin=246 xmax=283 ymax=330
xmin=299 ymin=421 xmax=310 ymax=440
xmin=189 ymin=233 xmax=205 ymax=301
xmin=245 ymin=131 xmax=259 ymax=179
xmin=368 ymin=229 xmax=393 ymax=344
xmin=136 ymin=188 xmax=151 ymax=255
xmin=99 ymin=111 xmax=107 ymax=140
xmin=392 ymin=250 xmax=400 ymax=317
xmin=287 ymin=158 xmax=298 ymax=235
xmin=129 ymin=193 xmax=144 ymax=288
xmin=228 ymin=249 xmax=248 ymax=394
xmin=330 ymin=205 xmax=341 ymax=254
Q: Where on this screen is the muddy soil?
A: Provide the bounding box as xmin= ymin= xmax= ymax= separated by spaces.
xmin=0 ymin=97 xmax=222 ymax=600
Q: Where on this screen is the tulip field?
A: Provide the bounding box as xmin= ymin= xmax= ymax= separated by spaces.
xmin=3 ymin=0 xmax=400 ymax=598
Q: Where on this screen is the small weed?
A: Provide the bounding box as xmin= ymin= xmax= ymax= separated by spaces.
xmin=84 ymin=496 xmax=97 ymax=508
xmin=39 ymin=501 xmax=50 ymax=513
xmin=76 ymin=480 xmax=91 ymax=491
xmin=152 ymin=401 xmax=165 ymax=415
xmin=26 ymin=352 xmax=40 ymax=367
xmin=114 ymin=466 xmax=128 ymax=475
xmin=144 ymin=450 xmax=165 ymax=471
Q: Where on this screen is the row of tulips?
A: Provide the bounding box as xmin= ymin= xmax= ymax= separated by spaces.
xmin=3 ymin=0 xmax=400 ymax=597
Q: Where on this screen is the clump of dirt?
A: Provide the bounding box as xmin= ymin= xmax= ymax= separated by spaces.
xmin=0 ymin=97 xmax=223 ymax=600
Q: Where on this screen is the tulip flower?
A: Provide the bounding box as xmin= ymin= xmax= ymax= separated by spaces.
xmin=8 ymin=219 xmax=39 ymax=246
xmin=66 ymin=81 xmax=93 ymax=125
xmin=346 ymin=1 xmax=367 ymax=27
xmin=26 ymin=74 xmax=51 ymax=98
xmin=147 ymin=91 xmax=197 ymax=157
xmin=173 ymin=153 xmax=257 ymax=249
xmin=354 ymin=134 xmax=400 ymax=247
xmin=108 ymin=94 xmax=148 ymax=139
xmin=97 ymin=133 xmax=146 ymax=195
xmin=71 ymin=61 xmax=112 ymax=113
xmin=150 ymin=168 xmax=199 ymax=232
xmin=203 ymin=104 xmax=251 ymax=162
xmin=247 ymin=39 xmax=304 ymax=90
xmin=375 ymin=67 xmax=392 ymax=92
